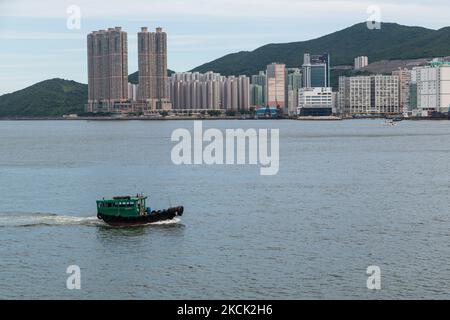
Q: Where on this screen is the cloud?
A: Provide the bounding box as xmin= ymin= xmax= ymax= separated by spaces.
xmin=1 ymin=0 xmax=448 ymax=20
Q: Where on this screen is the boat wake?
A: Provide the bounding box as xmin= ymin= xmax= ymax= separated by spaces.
xmin=0 ymin=212 xmax=181 ymax=228
xmin=148 ymin=217 xmax=181 ymax=226
xmin=0 ymin=212 xmax=101 ymax=228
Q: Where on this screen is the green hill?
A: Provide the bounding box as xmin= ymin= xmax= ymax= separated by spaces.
xmin=0 ymin=78 xmax=87 ymax=117
xmin=0 ymin=71 xmax=176 ymax=117
xmin=192 ymin=22 xmax=450 ymax=76
xmin=128 ymin=70 xmax=175 ymax=84
xmin=2 ymin=22 xmax=450 ymax=117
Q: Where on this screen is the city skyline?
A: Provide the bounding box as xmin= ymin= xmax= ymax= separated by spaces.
xmin=2 ymin=0 xmax=450 ymax=94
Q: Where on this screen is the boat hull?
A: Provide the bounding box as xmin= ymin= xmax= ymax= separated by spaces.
xmin=98 ymin=206 xmax=184 ymax=227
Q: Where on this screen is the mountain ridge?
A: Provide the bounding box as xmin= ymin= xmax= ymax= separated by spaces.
xmin=191 ymin=22 xmax=450 ymax=76
xmin=2 ymin=22 xmax=449 ymax=117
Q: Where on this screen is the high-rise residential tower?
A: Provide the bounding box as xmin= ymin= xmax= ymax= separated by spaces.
xmin=87 ymin=27 xmax=128 ymax=112
xmin=138 ymin=27 xmax=171 ymax=110
xmin=339 ymin=75 xmax=400 ymax=115
xmin=251 ymin=71 xmax=267 ymax=106
xmin=392 ymin=68 xmax=412 ymax=113
xmin=415 ymin=62 xmax=450 ymax=115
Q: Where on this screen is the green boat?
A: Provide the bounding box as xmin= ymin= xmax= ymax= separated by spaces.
xmin=96 ymin=195 xmax=184 ymax=227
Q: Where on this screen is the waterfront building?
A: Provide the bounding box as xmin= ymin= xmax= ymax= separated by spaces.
xmin=354 ymin=56 xmax=369 ymax=70
xmin=250 ymin=84 xmax=265 ymax=107
xmin=415 ymin=62 xmax=450 ymax=115
xmin=288 ymin=89 xmax=299 ymax=116
xmin=138 ymin=27 xmax=171 ymax=110
xmin=251 ymin=71 xmax=266 ymax=106
xmin=238 ymin=75 xmax=250 ymax=111
xmin=169 ymin=72 xmax=249 ymax=111
xmin=287 ymin=68 xmax=302 ymax=91
xmin=339 ymin=75 xmax=400 ymax=115
xmin=87 ymin=27 xmax=129 ymax=112
xmin=297 ymin=87 xmax=333 ymax=116
xmin=392 ymin=68 xmax=412 ymax=114
xmin=127 ymin=83 xmax=138 ymax=102
xmin=266 ymin=63 xmax=287 ymax=113
xmin=407 ymin=68 xmax=419 ymax=115
xmin=302 ymin=53 xmax=330 ymax=88
xmin=286 ymin=68 xmax=302 ymax=116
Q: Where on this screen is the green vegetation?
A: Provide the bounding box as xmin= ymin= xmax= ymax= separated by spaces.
xmin=0 ymin=78 xmax=87 ymax=117
xmin=128 ymin=70 xmax=175 ymax=84
xmin=225 ymin=110 xmax=236 ymax=117
xmin=2 ymin=22 xmax=450 ymax=117
xmin=192 ymin=22 xmax=450 ymax=77
xmin=207 ymin=110 xmax=222 ymax=117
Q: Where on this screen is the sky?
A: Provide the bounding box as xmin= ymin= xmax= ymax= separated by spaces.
xmin=1 ymin=0 xmax=450 ymax=95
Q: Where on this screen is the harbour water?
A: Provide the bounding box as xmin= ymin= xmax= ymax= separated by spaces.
xmin=0 ymin=119 xmax=449 ymax=299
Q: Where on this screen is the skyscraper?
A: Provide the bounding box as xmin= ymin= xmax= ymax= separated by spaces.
xmin=287 ymin=68 xmax=302 ymax=116
xmin=302 ymin=53 xmax=330 ymax=88
xmin=87 ymin=27 xmax=128 ymax=112
xmin=138 ymin=27 xmax=171 ymax=110
xmin=266 ymin=63 xmax=286 ymax=112
xmin=311 ymin=53 xmax=331 ymax=87
xmin=251 ymin=71 xmax=267 ymax=106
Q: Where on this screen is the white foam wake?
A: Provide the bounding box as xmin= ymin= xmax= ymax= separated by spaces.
xmin=149 ymin=217 xmax=181 ymax=225
xmin=0 ymin=212 xmax=182 ymax=228
xmin=0 ymin=212 xmax=101 ymax=228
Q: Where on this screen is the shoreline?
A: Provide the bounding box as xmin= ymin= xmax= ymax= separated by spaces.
xmin=0 ymin=116 xmax=448 ymax=121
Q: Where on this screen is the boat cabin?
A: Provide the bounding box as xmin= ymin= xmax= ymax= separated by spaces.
xmin=96 ymin=195 xmax=150 ymax=218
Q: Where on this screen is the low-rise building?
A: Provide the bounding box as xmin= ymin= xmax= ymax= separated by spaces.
xmin=297 ymin=87 xmax=333 ymax=116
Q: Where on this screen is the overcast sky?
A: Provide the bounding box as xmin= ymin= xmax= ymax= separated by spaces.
xmin=1 ymin=0 xmax=449 ymax=94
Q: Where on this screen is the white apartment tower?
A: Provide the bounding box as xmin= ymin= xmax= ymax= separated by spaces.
xmin=354 ymin=56 xmax=369 ymax=70
xmin=416 ymin=63 xmax=450 ymax=114
xmin=339 ymin=75 xmax=400 ymax=115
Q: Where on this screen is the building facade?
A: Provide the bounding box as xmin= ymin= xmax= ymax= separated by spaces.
xmin=286 ymin=68 xmax=302 ymax=116
xmin=297 ymin=87 xmax=333 ymax=116
xmin=302 ymin=53 xmax=330 ymax=88
xmin=354 ymin=56 xmax=369 ymax=70
xmin=415 ymin=62 xmax=450 ymax=114
xmin=169 ymin=72 xmax=250 ymax=111
xmin=392 ymin=68 xmax=412 ymax=114
xmin=251 ymin=71 xmax=267 ymax=107
xmin=250 ymin=84 xmax=265 ymax=107
xmin=266 ymin=63 xmax=287 ymax=112
xmin=138 ymin=27 xmax=171 ymax=110
xmin=87 ymin=27 xmax=129 ymax=112
xmin=339 ymin=75 xmax=400 ymax=115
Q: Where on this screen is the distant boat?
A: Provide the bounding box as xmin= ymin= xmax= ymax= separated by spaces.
xmin=385 ymin=119 xmax=398 ymax=126
xmin=96 ymin=195 xmax=184 ymax=227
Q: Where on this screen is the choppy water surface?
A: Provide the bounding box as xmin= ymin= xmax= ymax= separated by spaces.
xmin=0 ymin=120 xmax=449 ymax=299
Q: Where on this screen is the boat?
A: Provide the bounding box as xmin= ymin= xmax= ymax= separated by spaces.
xmin=96 ymin=195 xmax=184 ymax=227
xmin=385 ymin=119 xmax=397 ymax=126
